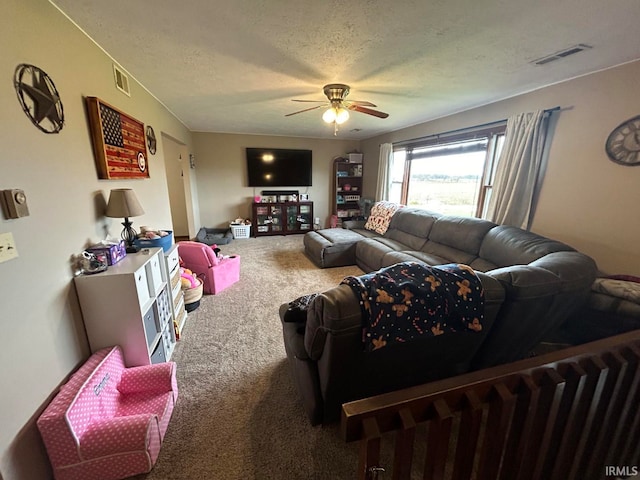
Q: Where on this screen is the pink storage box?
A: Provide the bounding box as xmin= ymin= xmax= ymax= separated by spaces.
xmin=37 ymin=346 xmax=178 ymax=480
xmin=177 ymin=241 xmax=240 ymax=294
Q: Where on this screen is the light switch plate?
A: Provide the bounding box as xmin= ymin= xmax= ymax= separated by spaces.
xmin=0 ymin=232 xmax=19 ymax=263
xmin=1 ymin=189 xmax=30 ymax=218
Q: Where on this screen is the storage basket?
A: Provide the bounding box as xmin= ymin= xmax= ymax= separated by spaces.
xmin=230 ymin=224 xmax=251 ymax=239
xmin=183 ymin=279 xmax=203 ymax=304
xmin=133 ymin=231 xmax=173 ymax=252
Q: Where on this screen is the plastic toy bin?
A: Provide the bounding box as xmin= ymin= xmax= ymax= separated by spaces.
xmin=134 ymin=231 xmax=174 ymax=252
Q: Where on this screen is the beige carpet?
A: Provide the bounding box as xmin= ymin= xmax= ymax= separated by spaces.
xmin=136 ymin=235 xmax=364 ymax=480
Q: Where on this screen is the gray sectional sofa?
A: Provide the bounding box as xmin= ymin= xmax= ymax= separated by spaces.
xmin=282 ymin=207 xmax=598 ymax=424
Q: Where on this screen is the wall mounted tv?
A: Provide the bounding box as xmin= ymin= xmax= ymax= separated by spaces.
xmin=246 ymin=148 xmax=312 ymax=187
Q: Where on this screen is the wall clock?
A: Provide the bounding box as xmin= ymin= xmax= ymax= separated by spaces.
xmin=146 ymin=125 xmax=157 ymax=155
xmin=14 ymin=64 xmax=64 ymax=134
xmin=605 ymin=115 xmax=640 ymax=166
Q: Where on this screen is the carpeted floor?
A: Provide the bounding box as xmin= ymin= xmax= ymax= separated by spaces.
xmin=136 ymin=235 xmax=364 ymax=480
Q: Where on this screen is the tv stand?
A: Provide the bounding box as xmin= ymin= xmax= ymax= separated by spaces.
xmin=252 ymin=201 xmax=313 ymax=237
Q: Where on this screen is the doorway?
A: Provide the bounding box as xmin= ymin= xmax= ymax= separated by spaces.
xmin=162 ymin=134 xmax=193 ymax=239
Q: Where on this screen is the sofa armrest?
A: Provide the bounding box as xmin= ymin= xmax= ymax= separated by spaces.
xmin=487 ymin=265 xmax=563 ymax=299
xmin=79 ymin=414 xmax=160 ymax=460
xmin=119 ymin=362 xmax=176 ymax=395
xmin=529 ymin=252 xmax=597 ymax=292
xmin=305 ymin=284 xmax=363 ymax=361
xmin=279 ymin=303 xmax=309 ymax=360
xmin=488 ymin=251 xmax=597 ymax=300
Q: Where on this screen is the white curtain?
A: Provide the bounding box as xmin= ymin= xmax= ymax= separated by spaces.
xmin=376 ymin=143 xmax=393 ymax=201
xmin=486 ymin=110 xmax=552 ymax=229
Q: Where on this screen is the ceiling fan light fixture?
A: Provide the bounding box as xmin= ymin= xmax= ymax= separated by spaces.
xmin=287 ymin=83 xmax=388 ymax=128
xmin=335 ymin=107 xmax=349 ymax=124
xmin=322 ymin=107 xmax=337 ymax=123
xmin=322 ymin=106 xmax=349 ymax=124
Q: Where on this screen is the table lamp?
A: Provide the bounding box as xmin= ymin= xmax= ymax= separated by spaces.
xmin=105 ymin=188 xmax=145 ymax=253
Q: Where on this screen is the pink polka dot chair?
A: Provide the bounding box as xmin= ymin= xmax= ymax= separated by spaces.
xmin=37 ymin=345 xmax=178 ymax=480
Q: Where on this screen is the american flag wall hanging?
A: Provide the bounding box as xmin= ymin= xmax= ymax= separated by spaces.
xmin=85 ymin=96 xmax=149 ymax=179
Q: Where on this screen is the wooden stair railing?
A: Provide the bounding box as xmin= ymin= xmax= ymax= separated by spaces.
xmin=342 ymin=330 xmax=640 ymax=480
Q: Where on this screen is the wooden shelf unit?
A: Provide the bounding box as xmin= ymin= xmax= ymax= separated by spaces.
xmin=252 ymin=201 xmax=314 ymax=236
xmin=333 ymin=157 xmax=364 ymax=225
xmin=74 ymin=247 xmax=177 ymax=367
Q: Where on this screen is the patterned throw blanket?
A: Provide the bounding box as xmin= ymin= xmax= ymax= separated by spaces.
xmin=341 ymin=262 xmax=485 ymax=351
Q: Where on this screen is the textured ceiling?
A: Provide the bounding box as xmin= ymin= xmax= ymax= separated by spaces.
xmin=51 ymin=0 xmax=640 ymax=140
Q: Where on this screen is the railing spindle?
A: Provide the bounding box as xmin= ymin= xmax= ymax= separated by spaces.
xmin=392 ymin=408 xmax=416 ymax=480
xmin=359 ymin=417 xmax=382 ymax=480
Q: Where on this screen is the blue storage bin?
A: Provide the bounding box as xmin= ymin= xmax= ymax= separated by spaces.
xmin=134 ymin=231 xmax=173 ymax=252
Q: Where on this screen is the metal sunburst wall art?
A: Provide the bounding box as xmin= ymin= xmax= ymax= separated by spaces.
xmin=14 ymin=64 xmax=65 ymax=134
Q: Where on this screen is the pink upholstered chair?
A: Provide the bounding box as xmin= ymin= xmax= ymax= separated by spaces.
xmin=37 ymin=346 xmax=178 ymax=480
xmin=178 ymin=240 xmax=240 ymax=294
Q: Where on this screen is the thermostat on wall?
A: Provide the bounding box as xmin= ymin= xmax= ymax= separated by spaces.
xmin=1 ymin=189 xmax=30 ymax=219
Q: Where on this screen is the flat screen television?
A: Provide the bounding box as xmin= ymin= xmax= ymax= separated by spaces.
xmin=246 ymin=148 xmax=312 ymax=187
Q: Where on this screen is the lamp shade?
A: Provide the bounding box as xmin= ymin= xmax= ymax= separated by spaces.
xmin=105 ymin=189 xmax=145 ymax=218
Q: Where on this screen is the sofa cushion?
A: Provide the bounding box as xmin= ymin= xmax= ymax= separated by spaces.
xmin=428 ymin=216 xmax=497 ymax=255
xmin=66 ymin=348 xmax=125 ymax=439
xmin=355 ymin=237 xmax=409 ymax=271
xmin=364 ymin=201 xmax=404 ymax=234
xmin=385 ymin=208 xmax=440 ymax=249
xmin=420 ymin=241 xmax=478 ymax=265
xmin=469 ymin=257 xmax=499 ymax=272
xmin=303 ymin=229 xmax=365 ymax=268
xmin=382 ymin=250 xmax=451 ymax=268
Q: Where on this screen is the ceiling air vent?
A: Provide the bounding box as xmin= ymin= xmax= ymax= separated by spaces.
xmin=532 ymin=44 xmax=592 ymax=66
xmin=113 ymin=64 xmax=130 ymax=96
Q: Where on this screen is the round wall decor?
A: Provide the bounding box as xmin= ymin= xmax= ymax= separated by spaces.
xmin=605 ymin=115 xmax=640 ymax=166
xmin=14 ymin=64 xmax=64 ymax=134
xmin=146 ymin=125 xmax=157 ymax=155
xmin=137 ymin=152 xmax=147 ymax=172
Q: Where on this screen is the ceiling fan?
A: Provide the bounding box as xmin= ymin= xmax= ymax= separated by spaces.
xmin=286 ymin=84 xmax=389 ymax=130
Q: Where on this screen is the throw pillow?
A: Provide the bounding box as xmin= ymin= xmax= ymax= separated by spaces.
xmin=364 ymin=201 xmax=404 ymax=235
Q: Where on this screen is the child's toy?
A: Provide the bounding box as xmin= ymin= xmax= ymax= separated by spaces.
xmin=180 ymin=268 xmax=198 ymax=289
xmin=139 ymin=226 xmax=171 ymax=238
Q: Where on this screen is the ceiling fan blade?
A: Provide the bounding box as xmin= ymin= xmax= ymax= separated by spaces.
xmin=291 ymin=99 xmax=327 ymax=103
xmin=346 ymin=100 xmax=377 ymax=107
xmin=348 ymin=104 xmax=389 ymax=119
xmin=285 ymin=105 xmax=324 ymax=117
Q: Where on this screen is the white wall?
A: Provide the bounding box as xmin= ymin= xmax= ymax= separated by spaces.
xmin=361 ymin=60 xmax=640 ymax=275
xmin=193 ymin=133 xmax=360 ymax=229
xmin=1 ymin=1 xmax=193 ymax=478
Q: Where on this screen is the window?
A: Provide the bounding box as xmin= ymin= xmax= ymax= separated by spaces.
xmin=389 ymin=126 xmax=505 ymax=218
